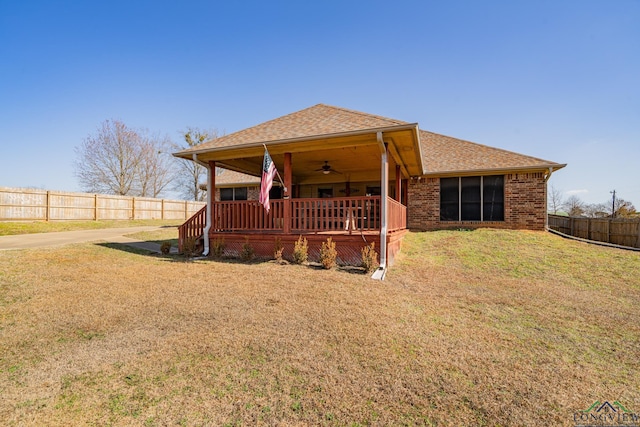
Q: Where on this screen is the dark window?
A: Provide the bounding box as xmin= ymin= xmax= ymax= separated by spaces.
xmin=234 ymin=187 xmax=248 ymax=201
xmin=440 ymin=177 xmax=459 ymax=221
xmin=318 ymin=188 xmax=333 ymax=198
xmin=269 ymin=186 xmax=282 ymax=200
xmin=440 ymin=176 xmax=504 ymax=222
xmin=220 ymin=188 xmax=234 ymax=201
xmin=483 ymin=175 xmax=504 ymax=221
xmin=366 ymin=186 xmax=381 ymax=196
xmin=220 ymin=187 xmax=248 ymax=201
xmin=461 ymin=176 xmax=481 ymax=220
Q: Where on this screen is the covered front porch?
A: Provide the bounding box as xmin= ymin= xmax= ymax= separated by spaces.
xmin=179 ymin=194 xmax=407 ymax=265
xmin=174 ymin=106 xmax=425 ymax=277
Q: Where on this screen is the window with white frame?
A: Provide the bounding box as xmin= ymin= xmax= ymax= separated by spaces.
xmin=440 ymin=176 xmax=504 ymax=221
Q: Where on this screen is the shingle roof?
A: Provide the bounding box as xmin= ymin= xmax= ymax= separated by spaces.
xmin=215 ymin=169 xmax=260 ymax=186
xmin=177 ymin=103 xmax=564 ymax=175
xmin=181 ymin=104 xmax=408 ymax=151
xmin=419 ymin=130 xmax=562 ymax=174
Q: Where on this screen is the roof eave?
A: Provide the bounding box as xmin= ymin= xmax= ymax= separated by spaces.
xmin=172 ymin=123 xmax=420 ymax=159
xmin=421 ymin=163 xmax=567 ymax=177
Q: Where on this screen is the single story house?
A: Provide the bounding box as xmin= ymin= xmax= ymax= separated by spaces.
xmin=174 ymin=104 xmax=565 ymax=277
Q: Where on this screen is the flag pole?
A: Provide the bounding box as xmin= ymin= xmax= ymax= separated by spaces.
xmin=263 ymin=144 xmax=287 ymax=193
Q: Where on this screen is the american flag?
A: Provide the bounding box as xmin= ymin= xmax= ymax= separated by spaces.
xmin=259 ymin=148 xmax=277 ymax=212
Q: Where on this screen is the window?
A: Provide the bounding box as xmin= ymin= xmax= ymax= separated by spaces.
xmin=365 ymin=186 xmax=381 ymax=196
xmin=269 ymin=186 xmax=282 ymax=200
xmin=440 ymin=176 xmax=504 ymax=221
xmin=318 ymin=188 xmax=333 ymax=198
xmin=220 ymin=187 xmax=248 ymax=201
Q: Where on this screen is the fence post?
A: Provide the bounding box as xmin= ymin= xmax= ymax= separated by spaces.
xmin=570 ymin=217 xmax=574 ymax=237
xmin=94 ymin=194 xmax=98 ymax=221
xmin=636 ymin=222 xmax=640 ymax=249
xmin=132 ymin=197 xmax=136 ymax=220
xmin=46 ymin=190 xmax=50 ymax=222
xmin=587 ymin=218 xmax=591 ymax=240
xmin=606 ymin=218 xmax=610 ymax=244
xmin=184 ymin=201 xmax=188 ymax=220
xmin=161 ymin=199 xmax=165 ymax=220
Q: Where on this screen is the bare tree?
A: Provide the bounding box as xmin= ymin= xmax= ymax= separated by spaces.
xmin=75 ymin=120 xmax=175 ymax=198
xmin=562 ymin=195 xmax=586 ymax=217
xmin=614 ymin=198 xmax=637 ymax=218
xmin=137 ymin=132 xmax=175 ymax=198
xmin=583 ymin=203 xmax=610 ymax=218
xmin=548 ymin=184 xmax=564 ymax=214
xmin=75 ymin=120 xmax=143 ymax=195
xmin=173 ymin=128 xmax=220 ymax=201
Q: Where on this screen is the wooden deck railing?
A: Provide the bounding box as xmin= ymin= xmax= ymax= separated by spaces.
xmin=178 ymin=205 xmax=206 ymax=251
xmin=388 ymin=197 xmax=407 ymax=233
xmin=179 ymin=196 xmax=407 ymax=250
xmin=213 ymin=200 xmax=285 ymax=231
xmin=291 ymin=196 xmax=381 ymax=233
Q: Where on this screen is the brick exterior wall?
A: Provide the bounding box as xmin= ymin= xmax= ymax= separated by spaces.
xmin=407 ymin=172 xmax=547 ymax=231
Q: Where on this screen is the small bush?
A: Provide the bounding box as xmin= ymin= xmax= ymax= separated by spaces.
xmin=240 ymin=237 xmax=254 ymax=261
xmin=182 ymin=237 xmax=198 ymax=258
xmin=274 ymin=237 xmax=284 ymax=262
xmin=292 ymin=235 xmax=308 ymax=264
xmin=320 ymin=237 xmax=337 ymax=269
xmin=360 ymin=242 xmax=378 ymax=273
xmin=211 ymin=237 xmax=225 ymax=258
xmin=160 ymin=241 xmax=172 ymax=255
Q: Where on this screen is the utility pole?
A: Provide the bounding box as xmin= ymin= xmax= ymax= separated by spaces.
xmin=610 ymin=189 xmax=617 ymax=218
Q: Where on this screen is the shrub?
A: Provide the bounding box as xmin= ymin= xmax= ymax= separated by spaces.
xmin=320 ymin=237 xmax=337 ymax=269
xmin=182 ymin=237 xmax=198 ymax=258
xmin=211 ymin=237 xmax=225 ymax=258
xmin=292 ymin=235 xmax=308 ymax=264
xmin=360 ymin=242 xmax=378 ymax=273
xmin=240 ymin=237 xmax=254 ymax=261
xmin=160 ymin=241 xmax=172 ymax=255
xmin=274 ymin=237 xmax=284 ymax=262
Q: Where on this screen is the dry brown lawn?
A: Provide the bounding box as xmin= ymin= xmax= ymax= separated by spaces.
xmin=1 ymin=229 xmax=639 ymax=426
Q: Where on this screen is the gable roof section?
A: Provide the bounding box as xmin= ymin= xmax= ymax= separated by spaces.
xmin=419 ymin=130 xmax=564 ymax=175
xmin=182 ymin=104 xmax=409 ymax=152
xmin=215 ymin=169 xmax=260 ymax=186
xmin=174 ymin=103 xmax=565 ymax=176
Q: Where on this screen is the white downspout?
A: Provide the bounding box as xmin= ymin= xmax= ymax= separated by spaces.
xmin=193 ymin=154 xmax=211 ymax=256
xmin=544 ymin=166 xmax=554 ymax=231
xmin=372 ymin=131 xmax=388 ymax=280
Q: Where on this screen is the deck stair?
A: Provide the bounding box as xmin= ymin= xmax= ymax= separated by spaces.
xmin=178 ymin=205 xmax=206 ymax=253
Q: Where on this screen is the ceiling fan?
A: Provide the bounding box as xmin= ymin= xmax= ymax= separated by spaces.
xmin=315 ymin=160 xmax=341 ymax=175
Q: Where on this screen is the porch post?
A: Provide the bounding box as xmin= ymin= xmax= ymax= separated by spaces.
xmin=395 ymin=164 xmax=401 ymax=202
xmin=373 ymin=131 xmax=389 ymax=280
xmin=209 ymin=161 xmax=216 ymax=232
xmin=283 ymin=153 xmax=292 ymax=234
xmin=209 ymin=161 xmax=216 ymax=198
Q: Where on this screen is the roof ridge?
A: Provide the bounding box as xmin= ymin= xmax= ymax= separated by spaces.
xmin=317 ymin=103 xmax=409 ymax=125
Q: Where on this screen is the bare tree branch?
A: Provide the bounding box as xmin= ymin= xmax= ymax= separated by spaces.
xmin=75 ymin=120 xmax=142 ymax=195
xmin=74 ymin=120 xmax=175 ymax=198
xmin=173 ymin=128 xmax=220 ymax=201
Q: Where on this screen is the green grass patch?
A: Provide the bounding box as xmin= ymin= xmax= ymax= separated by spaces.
xmin=0 ymin=219 xmax=183 ymax=236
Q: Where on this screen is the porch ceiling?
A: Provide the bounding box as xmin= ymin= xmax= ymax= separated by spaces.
xmin=179 ymin=125 xmax=423 ymax=184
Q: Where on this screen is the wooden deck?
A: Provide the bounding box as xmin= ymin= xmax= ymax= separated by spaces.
xmin=178 ymin=196 xmax=407 ymax=265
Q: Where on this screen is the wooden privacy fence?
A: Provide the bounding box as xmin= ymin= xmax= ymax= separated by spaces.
xmin=0 ymin=187 xmax=205 ymax=221
xmin=548 ymin=214 xmax=640 ymax=249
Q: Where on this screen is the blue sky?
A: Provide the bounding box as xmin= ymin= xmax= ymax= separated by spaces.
xmin=1 ymin=0 xmax=638 ymax=205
